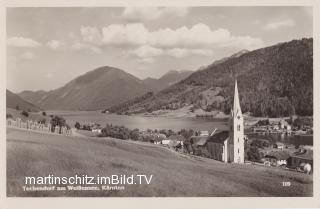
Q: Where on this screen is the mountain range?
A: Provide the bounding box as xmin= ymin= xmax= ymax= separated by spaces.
xmin=6 ymin=89 xmax=41 ymax=112
xmin=17 ymin=67 xmax=192 ymax=111
xmin=143 ymin=70 xmax=193 ymax=92
xmin=108 ymin=38 xmax=313 ymax=117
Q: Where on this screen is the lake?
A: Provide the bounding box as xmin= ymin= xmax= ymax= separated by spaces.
xmin=47 ymin=110 xmax=313 ymax=146
xmin=47 ymin=110 xmax=229 ymax=132
xmin=247 ymin=133 xmax=313 ymax=147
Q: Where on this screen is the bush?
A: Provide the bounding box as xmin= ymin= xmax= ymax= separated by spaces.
xmin=21 ymin=110 xmax=29 ymax=117
xmin=6 ymin=114 xmax=13 ymax=119
xmin=42 ymin=111 xmax=47 ymax=116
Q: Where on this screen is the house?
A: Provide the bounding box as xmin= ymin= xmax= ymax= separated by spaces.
xmin=264 ymin=151 xmax=290 ymax=166
xmin=199 ymin=131 xmax=209 ymax=136
xmin=273 ymin=142 xmax=285 ymax=150
xmin=167 ymin=135 xmax=185 ymax=150
xmin=92 ymin=128 xmax=102 ymax=133
xmin=286 ymin=125 xmax=292 ymax=131
xmin=168 ymin=135 xmax=185 ymax=143
xmin=161 ymin=139 xmax=171 ymax=146
xmin=287 ymin=149 xmax=313 ymax=171
xmin=190 ymin=135 xmax=209 ymax=157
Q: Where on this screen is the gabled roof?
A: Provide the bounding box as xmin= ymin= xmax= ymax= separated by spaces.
xmin=265 ymin=151 xmax=290 ymax=160
xmin=207 ymin=131 xmax=229 ymax=144
xmin=291 ymin=149 xmax=313 ymax=160
xmin=190 ymin=136 xmax=209 ymax=146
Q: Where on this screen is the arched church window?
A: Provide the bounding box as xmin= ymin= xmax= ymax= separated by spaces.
xmin=237 ymin=125 xmax=240 ymax=131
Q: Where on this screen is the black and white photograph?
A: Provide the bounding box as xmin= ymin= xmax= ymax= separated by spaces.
xmin=5 ymin=4 xmax=315 ymax=199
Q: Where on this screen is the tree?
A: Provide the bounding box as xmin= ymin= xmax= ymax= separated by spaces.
xmin=50 ymin=116 xmax=67 ymax=133
xmin=246 ymin=146 xmax=262 ymax=162
xmin=130 ymin=129 xmax=140 ymax=141
xmin=15 ymin=105 xmax=20 ymax=110
xmin=21 ymin=110 xmax=29 ymax=117
xmin=42 ymin=111 xmax=47 ymax=116
xmin=75 ymin=122 xmax=81 ymax=130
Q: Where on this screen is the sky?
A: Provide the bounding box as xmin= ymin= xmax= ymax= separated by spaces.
xmin=6 ymin=7 xmax=313 ymax=93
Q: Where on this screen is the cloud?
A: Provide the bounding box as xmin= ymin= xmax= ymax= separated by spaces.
xmin=129 ymin=45 xmax=213 ymax=59
xmin=7 ymin=37 xmax=42 ymax=48
xmin=71 ymin=42 xmax=102 ymax=53
xmin=80 ymin=26 xmax=102 ymax=45
xmin=47 ymin=40 xmax=67 ymax=50
xmin=166 ymin=48 xmax=213 ymax=58
xmin=100 ymin=23 xmax=264 ymax=50
xmin=20 ymin=51 xmax=36 ymax=60
xmin=263 ymin=19 xmax=295 ymax=30
xmin=138 ymin=57 xmax=155 ymax=64
xmin=129 ymin=45 xmax=163 ymax=58
xmin=122 ymin=7 xmax=189 ymax=21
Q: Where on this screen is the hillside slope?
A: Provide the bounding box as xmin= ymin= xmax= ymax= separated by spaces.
xmin=7 ymin=127 xmax=312 ymax=197
xmin=143 ymin=70 xmax=193 ymax=92
xmin=19 ymin=67 xmax=192 ymax=111
xmin=19 ymin=66 xmax=150 ymax=110
xmin=109 ymin=38 xmax=313 ymax=117
xmin=6 ymin=89 xmax=41 ymax=112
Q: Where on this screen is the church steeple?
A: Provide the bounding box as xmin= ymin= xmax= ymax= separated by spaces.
xmin=228 ymin=79 xmax=244 ymax=164
xmin=233 ymin=80 xmax=242 ymax=118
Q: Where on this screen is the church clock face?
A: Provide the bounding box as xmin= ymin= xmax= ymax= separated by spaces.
xmin=237 ymin=115 xmax=240 ymax=120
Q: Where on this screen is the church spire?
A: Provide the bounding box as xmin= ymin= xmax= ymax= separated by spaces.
xmin=233 ymin=80 xmax=242 ymax=117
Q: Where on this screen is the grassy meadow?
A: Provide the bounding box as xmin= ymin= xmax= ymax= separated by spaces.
xmin=7 ymin=127 xmax=312 ymax=197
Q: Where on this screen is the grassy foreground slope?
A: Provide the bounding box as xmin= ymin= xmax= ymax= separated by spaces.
xmin=7 ymin=128 xmax=312 ymax=197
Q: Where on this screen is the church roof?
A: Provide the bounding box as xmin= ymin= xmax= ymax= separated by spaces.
xmin=232 ymin=80 xmax=242 ymax=117
xmin=207 ymin=131 xmax=229 ymax=144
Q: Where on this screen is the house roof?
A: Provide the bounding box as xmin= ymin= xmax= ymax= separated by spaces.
xmin=168 ymin=135 xmax=185 ymax=141
xmin=265 ymin=151 xmax=290 ymax=160
xmin=291 ymin=149 xmax=313 ymax=160
xmin=200 ymin=131 xmax=209 ymax=136
xmin=190 ymin=136 xmax=209 ymax=146
xmin=207 ymin=131 xmax=229 ymax=144
xmin=274 ymin=142 xmax=285 ymax=146
xmin=168 ymin=140 xmax=181 ymax=147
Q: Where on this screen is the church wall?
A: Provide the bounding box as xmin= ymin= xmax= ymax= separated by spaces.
xmin=207 ymin=142 xmax=224 ymax=161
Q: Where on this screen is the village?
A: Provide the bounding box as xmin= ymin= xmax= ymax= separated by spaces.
xmin=72 ymin=81 xmax=313 ymax=175
xmin=6 ymin=80 xmax=313 ymax=175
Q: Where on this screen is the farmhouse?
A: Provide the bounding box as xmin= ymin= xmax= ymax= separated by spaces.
xmin=190 ymin=135 xmax=209 ymax=156
xmin=264 ymin=151 xmax=290 ymax=166
xmin=273 ymin=142 xmax=285 ymax=150
xmin=287 ymin=149 xmax=313 ymax=170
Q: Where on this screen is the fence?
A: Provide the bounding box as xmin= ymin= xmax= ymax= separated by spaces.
xmin=6 ymin=117 xmax=72 ymax=136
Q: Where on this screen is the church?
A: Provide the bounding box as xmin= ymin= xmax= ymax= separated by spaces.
xmin=205 ymin=80 xmax=245 ymax=163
